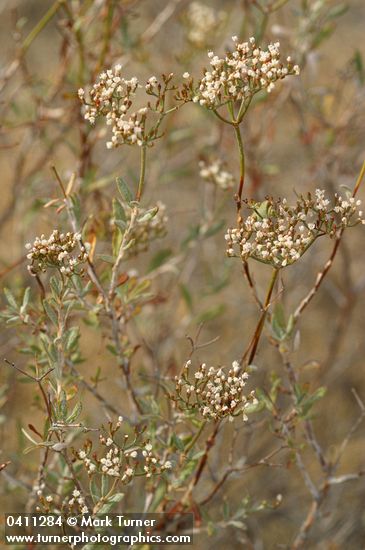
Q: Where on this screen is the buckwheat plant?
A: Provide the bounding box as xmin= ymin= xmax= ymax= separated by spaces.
xmin=1 ymin=3 xmax=365 ymax=549
xmin=79 ymin=66 xmax=177 ymax=207
xmin=176 ymin=26 xmax=365 ymax=549
xmin=177 ymin=36 xmax=300 ymax=211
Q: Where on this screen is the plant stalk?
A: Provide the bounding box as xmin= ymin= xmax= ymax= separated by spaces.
xmin=136 ymin=145 xmax=147 ymax=202
xmin=242 ymin=267 xmax=279 ymax=365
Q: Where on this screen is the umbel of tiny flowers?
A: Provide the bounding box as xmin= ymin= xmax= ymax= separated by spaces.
xmin=199 ymin=157 xmax=235 ymax=190
xmin=78 ymin=65 xmax=177 ymax=149
xmin=177 ymin=36 xmax=299 ymax=122
xmin=173 ymin=359 xmax=258 ymax=421
xmin=73 ymin=417 xmax=172 ymax=482
xmin=37 ymin=418 xmax=173 ymax=515
xmin=225 ymin=190 xmax=365 ymax=268
xmin=34 ymin=481 xmax=90 ymax=516
xmin=25 ymin=230 xmax=89 ymax=277
xmin=36 ymin=490 xmax=90 ymax=516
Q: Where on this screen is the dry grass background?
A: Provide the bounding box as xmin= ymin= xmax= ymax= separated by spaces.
xmin=1 ymin=1 xmax=365 ymax=548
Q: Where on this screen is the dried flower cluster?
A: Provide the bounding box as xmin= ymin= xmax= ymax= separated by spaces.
xmin=25 ymin=230 xmax=88 ymax=276
xmin=185 ymin=2 xmax=226 ymax=48
xmin=174 ymin=360 xmax=257 ymax=421
xmin=178 ymin=36 xmax=299 ymax=111
xmin=199 ymin=158 xmax=235 ymax=190
xmin=120 ymin=201 xmax=168 ymax=256
xmin=225 ymin=191 xmax=364 ymax=268
xmin=79 ymin=66 xmax=175 ymax=148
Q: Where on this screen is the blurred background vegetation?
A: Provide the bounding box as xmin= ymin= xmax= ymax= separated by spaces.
xmin=1 ymin=0 xmax=365 ymax=548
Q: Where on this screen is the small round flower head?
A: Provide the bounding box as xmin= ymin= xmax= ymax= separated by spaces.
xmin=26 ymin=230 xmax=88 ymax=277
xmin=174 ymin=360 xmax=257 ymax=421
xmin=225 ymin=191 xmax=364 ymax=268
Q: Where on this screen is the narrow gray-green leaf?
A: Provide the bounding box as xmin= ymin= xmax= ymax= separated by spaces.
xmin=43 ymin=300 xmax=58 ymax=326
xmin=4 ymin=288 xmax=18 ymax=310
xmin=116 ymin=177 xmax=133 ymax=204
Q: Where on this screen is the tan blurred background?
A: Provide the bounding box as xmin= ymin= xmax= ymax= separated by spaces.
xmin=1 ymin=1 xmax=365 ymax=548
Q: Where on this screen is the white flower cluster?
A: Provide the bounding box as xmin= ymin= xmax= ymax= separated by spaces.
xmin=36 ymin=485 xmax=89 ymax=515
xmin=174 ymin=360 xmax=257 ymax=421
xmin=75 ymin=418 xmax=172 ymax=483
xmin=185 ymin=2 xmax=226 ymax=48
xmin=141 ymin=442 xmax=172 ymax=477
xmin=79 ymin=67 xmax=175 ymax=148
xmin=98 ymin=440 xmax=136 ymax=481
xmin=120 ymin=200 xmax=168 ymax=256
xmin=77 ymin=448 xmax=97 ymax=475
xmin=25 ymin=230 xmax=88 ymax=276
xmin=199 ymin=158 xmax=235 ymax=190
xmin=33 ymin=481 xmax=45 ymax=497
xmin=225 ymin=191 xmax=364 ymax=268
xmin=78 ymin=65 xmax=145 ymax=148
xmin=67 ymin=489 xmax=89 ymax=515
xmin=180 ymin=36 xmax=299 ymax=110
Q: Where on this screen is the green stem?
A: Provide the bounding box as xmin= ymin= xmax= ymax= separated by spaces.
xmin=213 ymin=109 xmax=234 ymax=126
xmin=22 ymin=0 xmax=63 ymax=53
xmin=271 ymin=0 xmax=291 ymax=11
xmin=61 ymin=3 xmax=85 ymax=84
xmin=234 ymin=124 xmax=245 ymax=208
xmin=237 ymin=96 xmax=253 ymax=123
xmin=227 ymin=100 xmax=235 ymax=120
xmin=136 ymin=145 xmax=147 ymax=202
xmin=353 ymin=159 xmax=365 ymax=197
xmin=185 ymin=420 xmax=207 ymax=454
xmin=255 ymin=12 xmax=269 ymax=43
xmin=97 ymin=0 xmax=114 ymax=71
